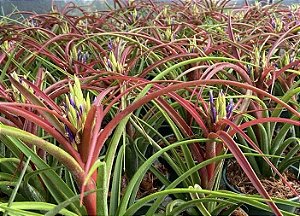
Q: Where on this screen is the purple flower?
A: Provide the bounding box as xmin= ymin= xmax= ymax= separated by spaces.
xmin=209 ymin=91 xmax=217 ymax=123
xmin=65 ymin=125 xmax=75 ymax=143
xmin=76 ymin=110 xmax=80 ymax=120
xmin=62 ymin=102 xmax=68 ymax=111
xmin=172 ymin=33 xmax=177 ymax=41
xmin=246 ymin=65 xmax=251 ymax=75
xmin=226 ymin=98 xmax=234 ymax=119
xmin=290 ymin=53 xmax=295 ymax=64
xmin=209 ymin=90 xmax=214 ymax=105
xmin=211 ymin=106 xmax=217 ymax=123
xmin=77 ymin=49 xmax=82 ymax=62
xmin=271 ymin=19 xmax=276 ymax=28
xmin=31 ymin=19 xmax=38 ymax=27
xmin=107 ymin=58 xmax=113 ymax=71
xmin=82 ymin=52 xmax=89 ymax=64
xmin=79 ymin=105 xmax=83 ymax=114
xmin=128 ymin=16 xmax=132 ymax=23
xmin=69 ymin=96 xmax=76 ymax=108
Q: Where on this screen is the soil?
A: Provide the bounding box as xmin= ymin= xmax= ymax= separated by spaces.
xmin=231 ymin=208 xmax=249 ymax=216
xmin=120 ymin=161 xmax=169 ymax=199
xmin=226 ymin=160 xmax=300 ymax=199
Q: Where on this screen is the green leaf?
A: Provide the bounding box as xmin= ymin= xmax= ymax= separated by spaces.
xmin=1 ymin=202 xmax=78 ymax=216
xmin=109 ymin=146 xmax=124 ymax=216
xmin=96 ymin=161 xmax=108 ymax=216
xmin=4 ymin=156 xmax=31 ymax=216
xmin=0 ymin=129 xmax=86 ymax=215
xmin=117 ymin=138 xmax=209 ymax=215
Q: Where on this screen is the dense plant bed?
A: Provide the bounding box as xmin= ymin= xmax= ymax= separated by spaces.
xmin=0 ymin=0 xmax=299 ymax=215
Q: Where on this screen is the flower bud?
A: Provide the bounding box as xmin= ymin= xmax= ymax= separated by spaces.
xmin=216 ymin=91 xmax=226 ymax=120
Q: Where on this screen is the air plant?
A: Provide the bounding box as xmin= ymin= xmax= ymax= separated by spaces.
xmin=0 ymin=74 xmax=100 ymax=215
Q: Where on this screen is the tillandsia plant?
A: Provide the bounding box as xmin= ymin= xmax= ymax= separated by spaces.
xmin=229 ymin=84 xmax=300 ymax=177
xmin=106 ymin=77 xmax=300 ymax=215
xmin=0 ymin=73 xmax=100 ymax=215
xmin=0 ymin=1 xmax=300 ymax=216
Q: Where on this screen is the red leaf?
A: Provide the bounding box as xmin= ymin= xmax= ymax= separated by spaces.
xmin=201 ymin=62 xmax=252 ymax=84
xmin=79 ymin=105 xmax=96 ymax=163
xmin=214 ymin=131 xmax=282 ymax=215
xmin=222 ymin=118 xmax=299 ymax=197
xmin=0 ymin=104 xmax=83 ymax=166
xmin=227 ymin=16 xmax=241 ymax=61
xmin=22 ymin=79 xmax=63 ymax=113
xmin=94 ymin=79 xmax=300 ymax=166
xmin=232 ymin=117 xmax=300 ymax=132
